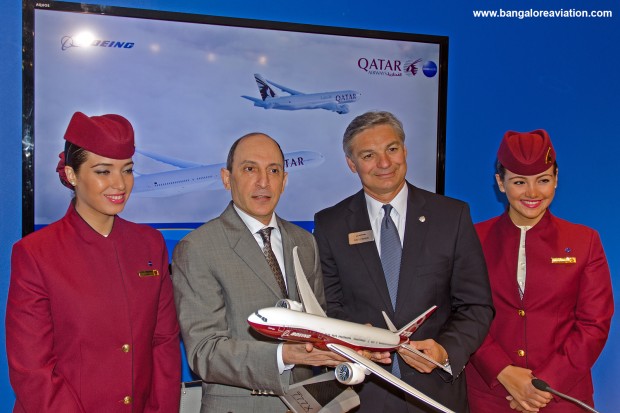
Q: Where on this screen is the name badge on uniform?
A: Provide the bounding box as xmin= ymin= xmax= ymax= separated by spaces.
xmin=348 ymin=230 xmax=374 ymax=245
xmin=138 ymin=270 xmax=160 ymax=277
xmin=551 ymin=257 xmax=577 ymax=264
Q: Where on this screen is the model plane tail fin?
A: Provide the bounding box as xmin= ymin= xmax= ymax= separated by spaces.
xmin=396 ymin=305 xmax=438 ymax=338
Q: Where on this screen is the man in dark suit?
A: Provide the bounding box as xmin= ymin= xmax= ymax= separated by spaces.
xmin=172 ymin=133 xmax=346 ymax=413
xmin=314 ymin=111 xmax=494 ymax=412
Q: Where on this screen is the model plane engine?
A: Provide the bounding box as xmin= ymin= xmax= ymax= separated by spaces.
xmin=275 ymin=299 xmax=304 ymax=312
xmin=334 ymin=362 xmax=370 ymax=385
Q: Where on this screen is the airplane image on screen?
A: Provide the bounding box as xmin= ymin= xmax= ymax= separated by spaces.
xmin=132 ymin=149 xmax=324 ymax=197
xmin=247 ymin=247 xmax=455 ymax=413
xmin=241 ymin=74 xmax=360 ymax=114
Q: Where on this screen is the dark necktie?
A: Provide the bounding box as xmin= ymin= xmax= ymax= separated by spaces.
xmin=381 ymin=204 xmax=402 ymax=377
xmin=381 ymin=204 xmax=402 ymax=309
xmin=258 ymin=227 xmax=288 ymax=297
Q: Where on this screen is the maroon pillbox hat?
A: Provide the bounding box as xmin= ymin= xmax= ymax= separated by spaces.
xmin=497 ymin=129 xmax=556 ymax=175
xmin=64 ymin=112 xmax=135 ymax=159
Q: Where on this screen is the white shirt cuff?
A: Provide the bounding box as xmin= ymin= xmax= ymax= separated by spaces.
xmin=277 ymin=343 xmax=295 ymax=374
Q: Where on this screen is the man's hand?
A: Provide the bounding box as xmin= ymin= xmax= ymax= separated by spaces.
xmin=358 ymin=349 xmax=391 ymax=364
xmin=282 ymin=343 xmax=347 ymax=367
xmin=398 ymin=339 xmax=447 ymax=373
xmin=356 ymin=323 xmax=391 ymax=365
xmin=497 ymin=366 xmax=552 ymax=412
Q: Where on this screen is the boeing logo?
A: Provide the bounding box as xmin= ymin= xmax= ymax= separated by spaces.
xmin=61 ymin=35 xmax=135 ymax=51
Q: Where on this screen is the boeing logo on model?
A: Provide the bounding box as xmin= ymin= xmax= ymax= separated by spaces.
xmin=61 ymin=35 xmax=135 ymax=51
xmin=132 ymin=148 xmax=325 ymax=197
xmin=357 ymin=57 xmax=438 ymax=78
xmin=242 ymin=74 xmax=360 ymax=114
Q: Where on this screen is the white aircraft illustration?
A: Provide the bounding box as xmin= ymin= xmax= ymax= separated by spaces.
xmin=241 ymin=74 xmax=360 ymax=114
xmin=132 ymin=149 xmax=324 ymax=197
xmin=247 ymin=247 xmax=455 ymax=413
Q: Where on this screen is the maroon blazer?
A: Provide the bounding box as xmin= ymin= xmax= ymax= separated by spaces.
xmin=6 ymin=204 xmax=181 ymax=412
xmin=466 ymin=211 xmax=613 ymax=413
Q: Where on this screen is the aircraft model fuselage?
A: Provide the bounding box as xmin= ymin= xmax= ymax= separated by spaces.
xmin=248 ymin=307 xmax=407 ymax=352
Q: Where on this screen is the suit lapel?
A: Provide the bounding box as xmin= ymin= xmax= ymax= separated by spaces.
xmin=396 ymin=183 xmax=430 ymax=315
xmin=220 ymin=203 xmax=285 ymax=300
xmin=347 ymin=191 xmax=394 ymax=314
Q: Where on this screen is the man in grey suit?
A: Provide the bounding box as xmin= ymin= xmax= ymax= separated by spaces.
xmin=314 ymin=111 xmax=495 ymax=412
xmin=172 ymin=133 xmax=346 ymax=413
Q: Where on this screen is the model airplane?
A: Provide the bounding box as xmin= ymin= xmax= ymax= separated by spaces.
xmin=132 ymin=149 xmax=324 ymax=197
xmin=241 ymin=73 xmax=360 ymax=114
xmin=247 ymin=247 xmax=455 ymax=413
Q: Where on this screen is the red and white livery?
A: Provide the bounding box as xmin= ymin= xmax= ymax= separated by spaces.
xmin=247 ymin=247 xmax=454 ymax=413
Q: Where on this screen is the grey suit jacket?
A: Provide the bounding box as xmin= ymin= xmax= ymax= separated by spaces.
xmin=172 ymin=202 xmax=325 ymax=413
xmin=314 ymin=183 xmax=494 ymax=413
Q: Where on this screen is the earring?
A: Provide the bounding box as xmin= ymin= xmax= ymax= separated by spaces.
xmin=71 ymin=181 xmax=76 ymax=186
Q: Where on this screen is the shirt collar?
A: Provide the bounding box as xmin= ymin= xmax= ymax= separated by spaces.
xmin=364 ymin=184 xmax=408 ymax=221
xmin=233 ymin=204 xmax=279 ymax=234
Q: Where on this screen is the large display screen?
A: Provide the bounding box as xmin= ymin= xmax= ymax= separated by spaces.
xmin=23 ymin=2 xmax=448 ymax=244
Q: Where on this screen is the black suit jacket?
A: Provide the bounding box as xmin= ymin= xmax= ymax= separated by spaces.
xmin=314 ymin=183 xmax=494 ymax=413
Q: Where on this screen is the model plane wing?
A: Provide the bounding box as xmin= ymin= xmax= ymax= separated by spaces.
xmin=326 ymin=343 xmax=455 ymax=413
xmin=292 ymin=246 xmax=327 ymax=317
xmin=399 ymin=343 xmax=452 ymax=374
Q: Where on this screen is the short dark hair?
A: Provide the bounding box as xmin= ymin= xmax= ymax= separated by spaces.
xmin=343 ymin=111 xmax=405 ymax=156
xmin=226 ymin=133 xmax=285 ymax=171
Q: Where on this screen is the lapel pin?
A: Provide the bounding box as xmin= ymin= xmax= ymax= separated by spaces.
xmin=419 ymin=216 xmax=426 ymax=223
xmin=139 ymin=269 xmax=160 ymax=277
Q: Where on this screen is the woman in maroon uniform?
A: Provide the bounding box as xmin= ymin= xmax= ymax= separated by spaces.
xmin=466 ymin=129 xmax=613 ymax=412
xmin=6 ymin=112 xmax=180 ymax=412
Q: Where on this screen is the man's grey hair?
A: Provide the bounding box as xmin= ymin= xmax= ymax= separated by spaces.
xmin=342 ymin=111 xmax=406 ymax=157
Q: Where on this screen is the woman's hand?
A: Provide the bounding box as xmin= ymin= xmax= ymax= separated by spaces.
xmin=497 ymin=366 xmax=552 ymax=412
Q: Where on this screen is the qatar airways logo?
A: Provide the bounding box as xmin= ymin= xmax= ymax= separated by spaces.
xmin=61 ymin=34 xmax=135 ymax=51
xmin=357 ymin=57 xmax=438 ymax=78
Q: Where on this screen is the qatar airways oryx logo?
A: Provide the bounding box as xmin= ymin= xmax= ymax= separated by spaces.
xmin=61 ymin=34 xmax=135 ymax=51
xmin=357 ymin=57 xmax=437 ymax=78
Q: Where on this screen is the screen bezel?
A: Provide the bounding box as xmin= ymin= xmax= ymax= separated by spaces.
xmin=22 ymin=0 xmax=448 ymax=236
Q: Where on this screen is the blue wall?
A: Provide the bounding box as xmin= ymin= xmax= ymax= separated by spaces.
xmin=2 ymin=0 xmax=618 ymax=411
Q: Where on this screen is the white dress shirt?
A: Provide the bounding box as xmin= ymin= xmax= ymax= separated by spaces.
xmin=364 ymin=185 xmax=408 ymax=255
xmin=233 ymin=204 xmax=291 ymax=373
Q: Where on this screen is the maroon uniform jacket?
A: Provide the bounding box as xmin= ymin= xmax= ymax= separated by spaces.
xmin=466 ymin=210 xmax=613 ymax=412
xmin=6 ymin=204 xmax=180 ymax=412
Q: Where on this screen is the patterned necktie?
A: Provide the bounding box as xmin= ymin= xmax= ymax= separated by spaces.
xmin=380 ymin=204 xmax=403 ymax=377
xmin=257 ymin=227 xmax=288 ymax=297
